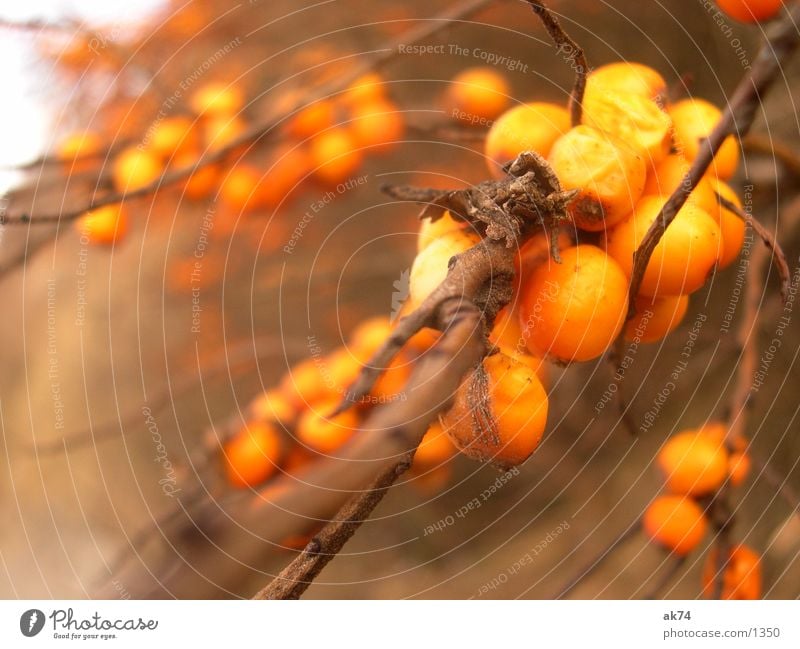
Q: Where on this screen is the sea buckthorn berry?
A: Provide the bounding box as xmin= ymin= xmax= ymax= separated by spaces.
xmin=581 ymin=88 xmax=672 ymax=166
xmin=204 ymin=114 xmax=248 ymax=154
xmin=604 ymin=195 xmax=721 ymax=297
xmin=369 ymin=354 xmax=412 ymax=402
xmin=548 ymin=125 xmax=646 ymax=231
xmin=174 ymin=151 xmax=220 ymax=200
xmin=309 ymin=128 xmax=363 ymax=186
xmin=657 ymin=430 xmax=729 ymax=496
xmin=349 ymin=100 xmax=404 ymax=153
xmin=57 ymin=131 xmax=103 ymax=162
xmin=342 ymin=73 xmax=386 ymax=106
xmin=413 ymin=423 xmax=456 ymax=470
xmin=190 ymin=82 xmax=244 ymax=117
xmin=76 ymin=203 xmax=128 ymax=245
xmin=441 ymin=352 xmax=548 ymax=469
xmin=350 ymin=316 xmax=394 ymax=360
xmin=643 ymin=495 xmax=708 ymax=555
xmin=728 ymin=450 xmax=751 ymax=486
xmin=259 ymin=144 xmax=309 ymax=207
xmin=447 ymin=67 xmax=510 ymax=122
xmin=326 ymin=347 xmax=364 ymax=396
xmin=288 ymin=99 xmax=336 ymax=140
xmin=296 ymin=399 xmax=359 ymax=454
xmin=519 ymin=244 xmax=629 ymax=362
xmin=408 ymin=229 xmax=481 ymax=310
xmin=669 ymin=98 xmax=740 ymax=180
xmin=149 ymin=116 xmax=198 ymax=158
xmin=220 ymin=165 xmax=265 ymax=212
xmin=484 ymin=102 xmax=570 ymax=178
xmin=112 ymin=146 xmax=163 ymax=191
xmin=716 ymin=0 xmax=783 ymax=23
xmin=643 ymin=154 xmax=718 ymax=214
xmin=709 ymin=179 xmax=746 ymax=268
xmin=625 ymin=294 xmax=689 ymax=343
xmin=490 ymin=306 xmax=526 ymax=356
xmin=586 ymin=62 xmax=668 ymax=103
xmin=281 ymin=358 xmax=337 ymax=409
xmin=702 ymin=544 xmax=762 ymax=599
xmin=250 ymin=389 xmax=296 ymax=426
xmin=223 ymin=422 xmax=282 ymax=488
xmin=417 ymin=211 xmax=471 ymax=252
xmin=412 ymin=465 xmax=453 ymax=493
xmin=515 ymin=230 xmax=572 ymax=287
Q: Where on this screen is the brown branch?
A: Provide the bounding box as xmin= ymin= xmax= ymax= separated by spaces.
xmin=524 ymin=1 xmax=588 ymax=126
xmin=627 ymin=4 xmax=800 ymax=314
xmin=0 ymin=0 xmax=494 ymax=226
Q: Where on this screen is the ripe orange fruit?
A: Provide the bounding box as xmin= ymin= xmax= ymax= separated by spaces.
xmin=250 ymin=389 xmax=297 ymax=426
xmin=203 ymin=114 xmax=248 ymax=154
xmin=349 ymin=316 xmax=394 ymax=360
xmin=112 ymin=146 xmax=163 ymax=191
xmin=548 ymin=125 xmax=646 ymax=231
xmin=519 ymin=244 xmax=629 ymax=362
xmin=349 ymin=100 xmax=404 ymax=153
xmin=716 ymin=0 xmax=784 ymax=22
xmin=342 ymin=73 xmax=386 ymax=106
xmin=643 ymin=154 xmax=718 ymax=214
xmin=728 ymin=451 xmax=751 ymax=486
xmin=413 ymin=422 xmax=456 ymax=469
xmin=148 ymin=116 xmax=198 ymax=158
xmin=281 ymin=358 xmax=337 ymax=409
xmin=259 ymin=144 xmax=310 ymax=207
xmin=76 ymin=203 xmax=128 ymax=245
xmin=447 ymin=67 xmax=510 ymax=121
xmin=296 ymin=399 xmax=359 ymax=454
xmin=288 ymin=99 xmax=336 ymax=139
xmin=369 ymin=354 xmax=412 ymax=402
xmin=57 ymin=131 xmax=103 ymax=162
xmin=604 ymin=195 xmax=721 ymax=297
xmin=709 ymin=179 xmax=746 ymax=268
xmin=309 ymin=128 xmax=363 ymax=185
xmin=581 ymin=88 xmax=672 ymax=166
xmin=441 ymin=352 xmax=548 ymax=468
xmin=643 ymin=495 xmax=708 ymax=555
xmin=702 ymin=544 xmax=762 ymax=599
xmin=484 ymin=102 xmax=570 ymax=178
xmin=657 ymin=430 xmax=729 ymax=496
xmin=219 ymin=164 xmax=267 ymax=212
xmin=224 ymin=421 xmax=282 ymax=488
xmin=586 ymin=62 xmax=667 ymax=102
xmin=515 ymin=230 xmax=572 ymax=287
xmin=408 ymin=229 xmax=480 ymax=310
xmin=624 ymin=294 xmax=689 ymax=343
xmin=417 ymin=211 xmax=471 ymax=252
xmin=174 ymin=151 xmax=221 ymax=200
xmin=190 ymin=82 xmax=244 ymax=117
xmin=669 ymin=98 xmax=740 ymax=180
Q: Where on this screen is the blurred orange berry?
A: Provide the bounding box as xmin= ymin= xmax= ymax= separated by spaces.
xmin=309 ymin=129 xmax=363 ymax=186
xmin=190 ymin=82 xmax=245 ymax=117
xmin=643 ymin=495 xmax=708 ymax=555
xmin=349 ymin=100 xmax=404 ymax=153
xmin=716 ymin=0 xmax=783 ymax=22
xmin=702 ymin=544 xmax=762 ymax=599
xmin=112 ymin=146 xmax=163 ymax=191
xmin=296 ymin=400 xmax=359 ymax=454
xmin=76 ymin=203 xmax=128 ymax=245
xmin=224 ymin=422 xmax=282 ymax=488
xmin=149 ymin=116 xmax=198 ymax=158
xmin=657 ymin=430 xmax=729 ymax=496
xmin=447 ymin=67 xmax=510 ymax=122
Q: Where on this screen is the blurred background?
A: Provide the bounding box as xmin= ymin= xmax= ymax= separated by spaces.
xmin=0 ymin=0 xmax=799 ymax=599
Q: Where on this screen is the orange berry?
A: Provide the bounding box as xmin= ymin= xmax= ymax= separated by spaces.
xmin=417 ymin=211 xmax=470 ymax=252
xmin=484 ymin=102 xmax=570 ymax=178
xmin=624 ymin=294 xmax=689 ymax=343
xmin=408 ymin=229 xmax=480 ymax=310
xmin=709 ymin=179 xmax=746 ymax=268
xmin=224 ymin=422 xmax=282 ymax=488
xmin=728 ymin=451 xmax=751 ymax=486
xmin=350 ymin=316 xmax=394 ymax=360
xmin=657 ymin=430 xmax=729 ymax=496
xmin=148 ymin=116 xmax=198 ymax=158
xmin=643 ymin=154 xmax=719 ymax=214
xmin=519 ymin=244 xmax=629 ymax=362
xmin=413 ymin=422 xmax=456 ymax=470
xmin=515 ymin=230 xmax=572 ymax=287
xmin=643 ymin=495 xmax=708 ymax=555
xmin=489 ymin=308 xmax=549 ymax=385
xmin=296 ymin=399 xmax=359 ymax=454
xmin=586 ymin=62 xmax=667 ymax=102
xmin=281 ymin=358 xmax=337 ymax=409
xmin=349 ymin=100 xmax=404 ymax=153
xmin=604 ymin=195 xmax=721 ymax=297
xmin=716 ymin=0 xmax=783 ymax=22
xmin=309 ymin=128 xmax=363 ymax=185
xmin=447 ymin=67 xmax=510 ymax=122
xmin=581 ymin=88 xmax=672 ymax=166
xmin=288 ymin=99 xmax=336 ymax=139
xmin=76 ymin=203 xmax=128 ymax=245
xmin=250 ymin=389 xmax=297 ymax=426
xmin=441 ymin=352 xmax=548 ymax=468
xmin=111 ymin=146 xmax=163 ymax=191
xmin=700 ymin=422 xmax=748 ymax=453
xmin=669 ymin=98 xmax=740 ymax=180
xmin=259 ymin=144 xmax=309 ymax=207
xmin=548 ymin=125 xmax=646 ymax=231
xmin=702 ymin=544 xmax=762 ymax=599
xmin=342 ymin=73 xmax=386 ymax=106
xmin=190 ymin=82 xmax=244 ymax=117
xmin=411 ymin=465 xmax=453 ymax=493
xmin=219 ymin=165 xmax=265 ymax=212
xmin=174 ymin=151 xmax=221 ymax=200
xmin=57 ymin=131 xmax=103 ymax=162
xmin=369 ymin=354 xmax=412 ymax=402
xmin=203 ymin=114 xmax=248 ymax=154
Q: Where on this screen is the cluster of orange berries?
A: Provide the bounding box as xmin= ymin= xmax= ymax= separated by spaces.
xmin=65 ymin=74 xmax=404 ymax=246
xmin=642 ymin=422 xmax=761 ymax=599
xmin=221 ymin=315 xmax=457 ymax=491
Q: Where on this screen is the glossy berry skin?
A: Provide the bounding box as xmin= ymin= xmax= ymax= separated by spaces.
xmin=669 ymin=98 xmax=740 ymax=180
xmin=702 ymin=544 xmax=762 ymax=599
xmin=657 ymin=430 xmax=729 ymax=496
xmin=643 ymin=495 xmax=708 ymax=556
xmin=624 ymin=294 xmax=689 ymax=343
xmin=716 ymin=0 xmax=783 ymax=23
xmin=408 ymin=229 xmax=480 ymax=310
xmin=586 ymin=62 xmax=667 ymax=102
xmin=224 ymin=422 xmax=282 ymax=488
xmin=710 ymin=179 xmax=746 ymax=268
xmin=76 ymin=203 xmax=128 ymax=245
xmin=519 ymin=244 xmax=629 ymax=362
xmin=441 ymin=352 xmax=548 ymax=469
